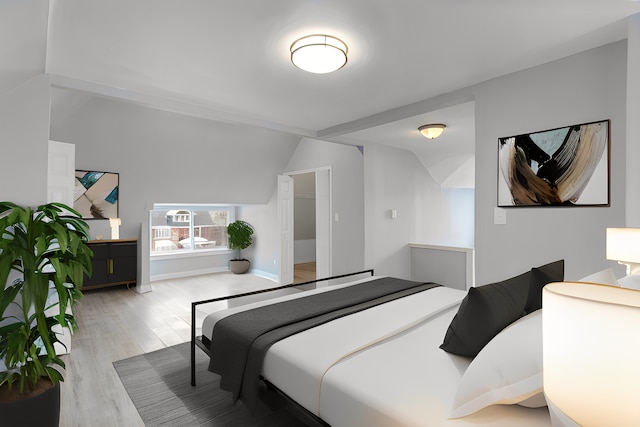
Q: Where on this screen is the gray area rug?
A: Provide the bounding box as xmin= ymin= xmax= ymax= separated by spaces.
xmin=113 ymin=342 xmax=306 ymax=426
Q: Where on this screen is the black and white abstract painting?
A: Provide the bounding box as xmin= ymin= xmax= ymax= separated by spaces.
xmin=498 ymin=120 xmax=609 ymax=207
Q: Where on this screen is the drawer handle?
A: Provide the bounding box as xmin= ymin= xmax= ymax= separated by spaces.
xmin=109 ymin=259 xmax=114 ymax=274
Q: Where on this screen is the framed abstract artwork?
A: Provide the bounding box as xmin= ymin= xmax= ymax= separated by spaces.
xmin=73 ymin=170 xmax=119 ymax=219
xmin=498 ymin=119 xmax=610 ymax=207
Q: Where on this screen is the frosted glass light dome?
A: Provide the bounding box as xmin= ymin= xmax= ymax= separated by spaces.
xmin=290 ymin=34 xmax=348 ymax=74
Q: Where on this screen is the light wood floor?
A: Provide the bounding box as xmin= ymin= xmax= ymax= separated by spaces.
xmin=59 ymin=273 xmax=283 ymax=427
xmin=294 ymin=262 xmax=316 ymax=284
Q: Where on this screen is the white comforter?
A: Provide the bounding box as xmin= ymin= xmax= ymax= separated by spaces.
xmin=203 ymin=278 xmax=551 ymax=427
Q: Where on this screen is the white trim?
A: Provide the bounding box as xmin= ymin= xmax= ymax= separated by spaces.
xmin=409 ymin=243 xmax=475 ymax=289
xmin=150 ymin=266 xmax=279 ymax=283
xmin=283 ymin=166 xmax=333 ymax=280
xmin=250 ymin=269 xmax=279 ymax=283
xmin=150 ymin=266 xmax=229 ymax=282
xmin=150 ymin=248 xmax=233 ymax=260
xmin=409 ymin=243 xmax=473 ymax=252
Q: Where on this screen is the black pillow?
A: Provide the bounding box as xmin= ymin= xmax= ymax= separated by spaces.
xmin=439 ymin=260 xmax=565 ymax=357
xmin=524 ymin=259 xmax=564 ymax=313
xmin=439 ymin=270 xmax=530 ymax=357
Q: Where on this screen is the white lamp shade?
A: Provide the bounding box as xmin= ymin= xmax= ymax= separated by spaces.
xmin=606 ymin=227 xmax=640 ymax=263
xmin=543 ymin=282 xmax=640 ymax=427
xmin=290 ymin=35 xmax=348 ymax=74
xmin=109 ymin=217 xmax=121 ymax=240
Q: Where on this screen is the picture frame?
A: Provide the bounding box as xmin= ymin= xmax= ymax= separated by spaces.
xmin=73 ymin=170 xmax=119 ymax=219
xmin=498 ymin=119 xmax=610 ymax=207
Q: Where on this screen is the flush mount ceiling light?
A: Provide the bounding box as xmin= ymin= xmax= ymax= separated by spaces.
xmin=418 ymin=124 xmax=446 ymax=139
xmin=290 ymin=34 xmax=348 ymax=74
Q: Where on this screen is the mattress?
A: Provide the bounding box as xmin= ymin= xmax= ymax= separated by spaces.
xmin=201 ymin=275 xmax=382 ymax=340
xmin=315 ymin=302 xmax=550 ymax=426
xmin=202 ymin=277 xmax=551 ymax=426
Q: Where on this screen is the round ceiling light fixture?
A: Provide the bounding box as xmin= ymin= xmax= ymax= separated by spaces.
xmin=418 ymin=124 xmax=446 ymax=139
xmin=290 ymin=34 xmax=348 ymax=74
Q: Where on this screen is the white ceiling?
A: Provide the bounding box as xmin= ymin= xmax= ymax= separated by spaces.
xmin=45 ymin=0 xmax=640 ymax=186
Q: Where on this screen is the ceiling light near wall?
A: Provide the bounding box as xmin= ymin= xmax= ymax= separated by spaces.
xmin=418 ymin=124 xmax=446 ymax=139
xmin=290 ymin=34 xmax=348 ymax=74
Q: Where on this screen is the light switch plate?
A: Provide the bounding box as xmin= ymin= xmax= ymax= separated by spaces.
xmin=494 ymin=207 xmax=507 ymax=225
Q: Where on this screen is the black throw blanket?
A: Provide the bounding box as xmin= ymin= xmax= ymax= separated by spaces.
xmin=208 ymin=277 xmax=440 ymax=411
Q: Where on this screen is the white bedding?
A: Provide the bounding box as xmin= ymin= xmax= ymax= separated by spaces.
xmin=202 ymin=275 xmax=382 ymax=339
xmin=202 ymin=277 xmax=552 ymax=427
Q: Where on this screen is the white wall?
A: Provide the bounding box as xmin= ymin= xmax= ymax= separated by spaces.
xmin=0 ymin=0 xmax=50 ymax=205
xmin=474 ymin=40 xmax=628 ymax=284
xmin=240 ymin=198 xmax=280 ymax=281
xmin=414 ymin=184 xmax=474 ymax=248
xmin=284 ymin=138 xmax=365 ymax=276
xmin=294 ymin=240 xmax=316 ymax=264
xmin=627 ymin=14 xmax=640 ymax=227
xmin=0 ymin=0 xmax=48 ymax=96
xmin=50 ymin=93 xmax=301 ymax=239
xmin=294 ymin=197 xmax=315 ymax=239
xmin=294 ymin=194 xmax=317 ymax=264
xmin=2 ymin=1 xmax=632 ymax=288
xmin=363 ymin=40 xmax=628 ymax=284
xmin=50 ymin=93 xmax=301 ymax=283
xmin=363 ymin=143 xmax=475 ymax=280
xmin=0 ymin=75 xmax=51 ymax=204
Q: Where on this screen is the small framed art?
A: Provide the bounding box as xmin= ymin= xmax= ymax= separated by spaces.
xmin=73 ymin=170 xmax=119 ymax=219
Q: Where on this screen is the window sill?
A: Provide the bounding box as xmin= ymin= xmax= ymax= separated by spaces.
xmin=150 ymin=248 xmax=233 ymax=261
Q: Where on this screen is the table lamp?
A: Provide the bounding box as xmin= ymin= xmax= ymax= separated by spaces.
xmin=109 ymin=217 xmax=121 ymax=240
xmin=543 ymin=282 xmax=640 ymax=427
xmin=606 ymin=227 xmax=640 ymax=275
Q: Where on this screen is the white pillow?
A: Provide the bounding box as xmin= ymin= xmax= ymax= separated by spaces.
xmin=449 ymin=310 xmax=543 ymax=418
xmin=578 ymin=268 xmax=619 ymax=287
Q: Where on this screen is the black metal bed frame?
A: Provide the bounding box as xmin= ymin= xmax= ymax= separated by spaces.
xmin=189 ymin=269 xmax=374 ymax=426
xmin=190 ymin=269 xmax=374 ymax=385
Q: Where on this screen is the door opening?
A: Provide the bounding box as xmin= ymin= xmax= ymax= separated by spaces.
xmin=278 ymin=167 xmax=332 ymax=285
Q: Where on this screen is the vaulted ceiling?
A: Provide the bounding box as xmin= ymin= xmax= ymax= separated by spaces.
xmin=42 ymin=0 xmax=640 ymax=186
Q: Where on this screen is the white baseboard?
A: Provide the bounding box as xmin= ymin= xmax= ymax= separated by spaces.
xmin=150 ymin=266 xmax=229 ymax=282
xmin=133 ymin=282 xmax=153 ymax=293
xmin=250 ymin=269 xmax=279 ymax=283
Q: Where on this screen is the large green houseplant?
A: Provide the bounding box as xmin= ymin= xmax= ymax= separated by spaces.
xmin=227 ymin=220 xmax=254 ymax=274
xmin=0 ymin=202 xmax=92 ymax=424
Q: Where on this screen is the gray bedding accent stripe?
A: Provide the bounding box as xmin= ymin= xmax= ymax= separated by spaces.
xmin=208 ymin=277 xmax=441 ymax=411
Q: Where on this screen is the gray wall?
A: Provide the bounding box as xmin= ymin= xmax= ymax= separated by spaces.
xmin=364 ymin=142 xmax=475 ymax=280
xmin=0 ymin=0 xmax=49 ymax=205
xmin=0 ymin=0 xmax=633 ymax=289
xmin=50 ymin=93 xmax=302 ymax=282
xmin=50 ymin=93 xmax=301 ymax=239
xmin=284 ymin=138 xmax=365 ymax=276
xmin=363 ymin=40 xmax=628 ymax=284
xmin=473 ymin=41 xmax=627 ymax=283
xmin=0 ymin=75 xmax=50 ymax=205
xmin=239 ymin=199 xmax=280 ymax=281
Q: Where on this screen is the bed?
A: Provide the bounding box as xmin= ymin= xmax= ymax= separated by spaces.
xmin=191 ymin=262 xmax=566 ymax=426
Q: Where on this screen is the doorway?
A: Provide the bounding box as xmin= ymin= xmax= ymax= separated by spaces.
xmin=278 ymin=167 xmax=332 ymax=285
xmin=292 ymin=172 xmax=316 ymax=283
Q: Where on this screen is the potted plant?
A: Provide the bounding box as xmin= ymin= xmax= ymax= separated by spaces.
xmin=227 ymin=220 xmax=254 ymax=274
xmin=0 ymin=202 xmax=93 ymax=426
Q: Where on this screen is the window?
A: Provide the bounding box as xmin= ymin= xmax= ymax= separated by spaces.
xmin=150 ymin=205 xmax=234 ymax=255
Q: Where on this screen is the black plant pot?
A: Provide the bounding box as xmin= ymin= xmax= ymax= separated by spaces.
xmin=0 ymin=380 xmax=60 ymax=427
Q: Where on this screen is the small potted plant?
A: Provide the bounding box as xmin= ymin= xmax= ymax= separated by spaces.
xmin=0 ymin=202 xmax=93 ymax=426
xmin=227 ymin=220 xmax=254 ymax=274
